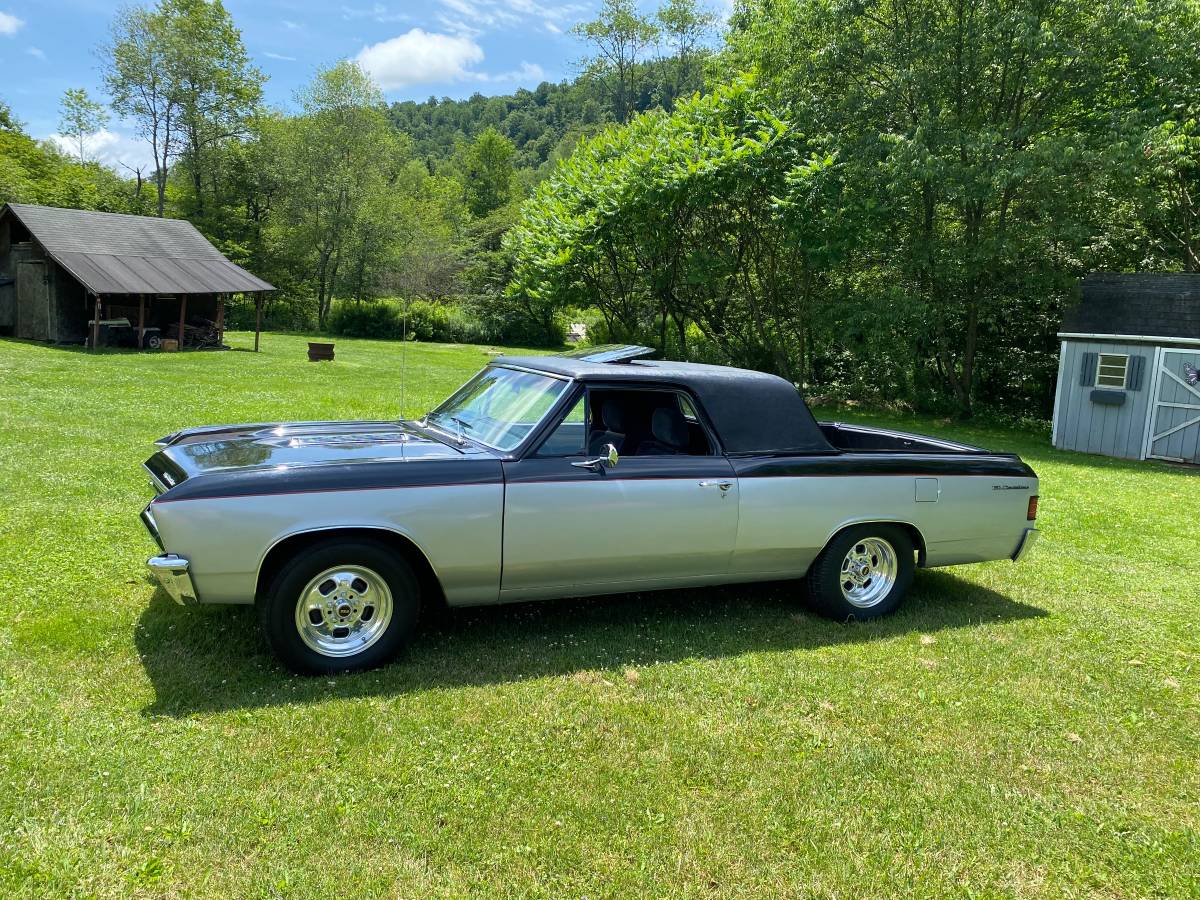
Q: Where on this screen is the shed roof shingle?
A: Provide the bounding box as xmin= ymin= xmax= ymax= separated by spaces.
xmin=2 ymin=203 xmax=273 ymax=295
xmin=1064 ymin=273 xmax=1200 ymax=340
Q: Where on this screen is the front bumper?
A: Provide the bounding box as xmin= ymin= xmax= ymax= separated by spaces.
xmin=147 ymin=554 xmax=199 ymax=605
xmin=1012 ymin=527 xmax=1040 ymax=562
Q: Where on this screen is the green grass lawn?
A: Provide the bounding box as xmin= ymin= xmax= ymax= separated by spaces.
xmin=0 ymin=332 xmax=1196 ymax=898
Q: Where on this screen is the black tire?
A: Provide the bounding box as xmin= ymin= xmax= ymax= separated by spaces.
xmin=259 ymin=538 xmax=420 ymax=674
xmin=805 ymin=524 xmax=915 ymax=622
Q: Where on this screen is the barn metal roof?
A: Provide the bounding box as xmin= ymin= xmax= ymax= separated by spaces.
xmin=1063 ymin=273 xmax=1200 ymax=340
xmin=1 ymin=203 xmax=274 ymax=296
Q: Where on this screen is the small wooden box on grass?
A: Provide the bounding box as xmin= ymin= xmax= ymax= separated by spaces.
xmin=308 ymin=342 xmax=335 ymax=362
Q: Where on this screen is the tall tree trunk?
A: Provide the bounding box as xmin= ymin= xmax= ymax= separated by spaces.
xmin=156 ymin=167 xmax=167 ymax=217
xmin=672 ymin=313 xmax=688 ymax=358
xmin=316 ymin=251 xmax=330 ymax=330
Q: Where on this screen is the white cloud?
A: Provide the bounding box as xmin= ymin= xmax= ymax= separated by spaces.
xmin=26 ymin=46 xmax=44 ymax=59
xmin=282 ymin=19 xmax=302 ymax=30
xmin=487 ymin=61 xmax=545 ymax=83
xmin=435 ymin=0 xmax=581 ymax=34
xmin=0 ymin=10 xmax=24 ymax=35
xmin=342 ymin=3 xmax=410 ymax=24
xmin=49 ymin=128 xmax=155 ymax=173
xmin=355 ymin=29 xmax=485 ymax=90
xmin=440 ymin=0 xmax=518 ymax=28
xmin=437 ymin=16 xmax=484 ymax=38
xmin=263 ymin=51 xmax=297 ymax=61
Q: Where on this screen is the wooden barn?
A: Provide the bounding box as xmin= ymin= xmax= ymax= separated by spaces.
xmin=1052 ymin=273 xmax=1200 ymax=464
xmin=0 ymin=203 xmax=273 ymax=350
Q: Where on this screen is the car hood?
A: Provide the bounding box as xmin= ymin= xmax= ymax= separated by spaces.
xmin=146 ymin=419 xmax=494 ymax=488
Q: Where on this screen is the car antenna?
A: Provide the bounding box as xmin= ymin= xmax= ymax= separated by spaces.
xmin=400 ymin=296 xmax=408 ymax=421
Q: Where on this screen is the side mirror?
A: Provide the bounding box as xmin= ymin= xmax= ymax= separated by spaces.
xmin=571 ymin=443 xmax=620 ymax=472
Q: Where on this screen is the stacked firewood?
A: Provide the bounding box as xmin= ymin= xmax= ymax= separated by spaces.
xmin=172 ymin=318 xmax=223 ymax=349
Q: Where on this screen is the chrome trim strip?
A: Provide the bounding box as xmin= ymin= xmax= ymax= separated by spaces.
xmin=140 ymin=504 xmax=164 ymax=551
xmin=490 ymin=362 xmax=572 ymax=381
xmin=147 ymin=554 xmax=200 ymax=605
xmin=1012 ymin=528 xmax=1040 ymax=562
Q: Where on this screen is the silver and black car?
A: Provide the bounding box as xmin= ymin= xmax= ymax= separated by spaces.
xmin=141 ymin=346 xmax=1040 ymax=673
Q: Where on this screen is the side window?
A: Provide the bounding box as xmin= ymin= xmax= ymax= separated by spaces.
xmin=535 ymin=393 xmax=588 ymax=457
xmin=677 ymin=394 xmax=700 ymax=422
xmin=1095 ymin=353 xmax=1129 ymax=388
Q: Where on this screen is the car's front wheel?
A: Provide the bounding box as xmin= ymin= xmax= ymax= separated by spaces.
xmin=259 ymin=538 xmax=420 ymax=674
xmin=805 ymin=524 xmax=915 ymax=621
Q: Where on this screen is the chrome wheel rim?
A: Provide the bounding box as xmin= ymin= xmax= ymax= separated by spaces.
xmin=839 ymin=537 xmax=898 ymax=608
xmin=295 ymin=565 xmax=393 ymax=658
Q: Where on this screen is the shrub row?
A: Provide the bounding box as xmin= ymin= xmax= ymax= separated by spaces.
xmin=326 ymin=298 xmax=564 ymax=347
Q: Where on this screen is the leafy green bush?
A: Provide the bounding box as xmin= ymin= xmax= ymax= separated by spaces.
xmin=325 ymin=299 xmax=403 ymax=339
xmin=326 ymin=298 xmax=564 ymax=347
xmin=225 ymin=295 xmax=318 ymax=332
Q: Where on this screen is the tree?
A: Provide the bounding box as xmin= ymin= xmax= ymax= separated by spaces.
xmin=102 ymin=0 xmax=262 ymax=218
xmin=272 ymin=63 xmax=414 ymax=327
xmin=573 ymin=0 xmax=659 ymax=123
xmin=166 ymin=0 xmax=263 ymax=223
xmin=103 ymin=4 xmax=180 ymax=216
xmin=507 ymin=79 xmax=834 ymax=370
xmin=656 ymin=0 xmax=716 ymax=99
xmin=727 ymin=0 xmax=1200 ymax=414
xmin=461 ymin=127 xmax=516 ymax=217
xmin=0 ymin=98 xmax=18 ymax=132
xmin=0 ymin=116 xmax=142 ymax=211
xmin=58 ymin=88 xmax=110 ymax=164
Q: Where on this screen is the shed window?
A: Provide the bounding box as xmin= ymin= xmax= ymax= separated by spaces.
xmin=1095 ymin=353 xmax=1129 ymax=388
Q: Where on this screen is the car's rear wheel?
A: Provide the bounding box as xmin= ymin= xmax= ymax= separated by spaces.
xmin=259 ymin=538 xmax=420 ymax=674
xmin=805 ymin=524 xmax=915 ymax=621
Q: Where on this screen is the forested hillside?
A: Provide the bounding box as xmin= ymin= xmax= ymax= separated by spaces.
xmin=388 ymin=53 xmax=710 ymax=170
xmin=1 ymin=0 xmax=1197 ymax=417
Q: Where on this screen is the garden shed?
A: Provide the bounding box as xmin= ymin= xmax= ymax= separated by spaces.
xmin=0 ymin=203 xmax=273 ymax=350
xmin=1052 ymin=273 xmax=1200 ymax=463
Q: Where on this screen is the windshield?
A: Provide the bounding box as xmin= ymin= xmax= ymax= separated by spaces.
xmin=424 ymin=366 xmax=571 ymax=451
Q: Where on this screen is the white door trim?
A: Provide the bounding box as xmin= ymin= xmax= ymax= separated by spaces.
xmin=1050 ymin=340 xmax=1066 ymax=448
xmin=1140 ymin=346 xmax=1165 ymax=460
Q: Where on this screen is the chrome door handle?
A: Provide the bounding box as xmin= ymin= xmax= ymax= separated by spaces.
xmin=699 ymin=480 xmax=733 ymax=492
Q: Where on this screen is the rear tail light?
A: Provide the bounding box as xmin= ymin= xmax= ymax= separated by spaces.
xmin=1027 ymin=496 xmax=1039 ymax=521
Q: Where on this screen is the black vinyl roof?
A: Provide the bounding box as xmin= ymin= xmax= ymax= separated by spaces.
xmin=1063 ymin=273 xmax=1200 ymax=339
xmin=494 ymin=352 xmax=836 ymax=454
xmin=1 ymin=203 xmax=274 ymax=296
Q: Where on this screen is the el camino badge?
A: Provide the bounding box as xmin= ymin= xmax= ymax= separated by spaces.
xmin=992 ymin=483 xmax=1029 ymax=491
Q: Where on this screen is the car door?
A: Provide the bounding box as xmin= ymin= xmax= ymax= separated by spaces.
xmin=500 ymin=387 xmax=740 ymax=598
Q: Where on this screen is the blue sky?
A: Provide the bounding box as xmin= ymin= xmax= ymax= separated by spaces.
xmin=0 ymin=0 xmax=608 ymax=170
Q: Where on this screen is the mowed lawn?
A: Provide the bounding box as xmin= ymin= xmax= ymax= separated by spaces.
xmin=0 ymin=332 xmax=1196 ymax=898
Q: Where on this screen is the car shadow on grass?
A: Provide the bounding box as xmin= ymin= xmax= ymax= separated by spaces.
xmin=136 ymin=569 xmax=1046 ymax=717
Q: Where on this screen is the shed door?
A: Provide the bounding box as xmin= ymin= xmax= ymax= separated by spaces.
xmin=16 ymin=260 xmax=49 ymax=341
xmin=1145 ymin=348 xmax=1200 ymax=464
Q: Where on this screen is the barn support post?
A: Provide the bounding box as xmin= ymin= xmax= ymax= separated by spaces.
xmin=91 ymin=295 xmax=100 ymax=352
xmin=216 ymin=293 xmax=226 ymax=346
xmin=137 ymin=295 xmax=145 ymax=350
xmin=254 ymin=295 xmax=262 ymax=352
xmin=177 ymin=295 xmax=187 ymax=349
